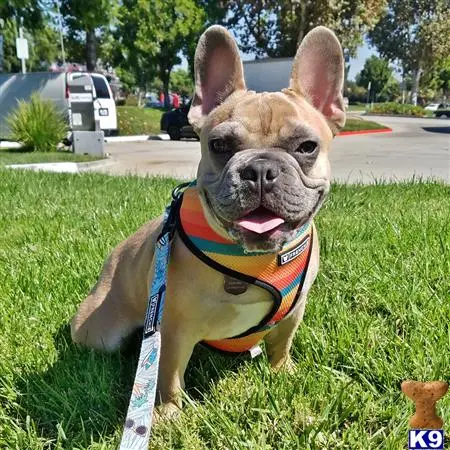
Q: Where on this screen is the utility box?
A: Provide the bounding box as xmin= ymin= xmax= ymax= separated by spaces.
xmin=68 ymin=75 xmax=104 ymax=156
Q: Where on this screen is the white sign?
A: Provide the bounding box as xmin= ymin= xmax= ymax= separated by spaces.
xmin=16 ymin=37 xmax=29 ymax=59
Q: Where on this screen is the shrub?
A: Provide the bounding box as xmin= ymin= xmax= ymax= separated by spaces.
xmin=370 ymin=102 xmax=425 ymax=117
xmin=7 ymin=93 xmax=68 ymax=152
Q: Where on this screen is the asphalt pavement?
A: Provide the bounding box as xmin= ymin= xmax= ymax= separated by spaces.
xmin=98 ymin=116 xmax=449 ymax=183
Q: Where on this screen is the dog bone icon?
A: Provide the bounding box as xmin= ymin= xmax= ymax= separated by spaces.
xmin=401 ymin=380 xmax=448 ymax=429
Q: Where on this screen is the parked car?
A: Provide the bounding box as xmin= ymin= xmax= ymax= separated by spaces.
xmin=424 ymin=103 xmax=446 ymax=111
xmin=434 ymin=106 xmax=450 ymax=118
xmin=160 ymin=103 xmax=198 ymax=140
xmin=69 ymin=72 xmax=118 ymax=135
xmin=0 ymin=72 xmax=118 ymax=139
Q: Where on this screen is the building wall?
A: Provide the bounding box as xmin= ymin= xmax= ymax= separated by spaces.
xmin=243 ymin=58 xmax=294 ymax=93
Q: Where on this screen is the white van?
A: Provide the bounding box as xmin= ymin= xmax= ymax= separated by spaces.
xmin=0 ymin=72 xmax=118 ymax=139
xmin=68 ymin=72 xmax=118 ymax=135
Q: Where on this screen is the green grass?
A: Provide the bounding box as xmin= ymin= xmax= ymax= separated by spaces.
xmin=0 ymin=170 xmax=448 ymax=449
xmin=342 ymin=118 xmax=389 ymax=132
xmin=0 ymin=149 xmax=101 ymax=165
xmin=346 ymin=103 xmax=367 ymax=112
xmin=117 ymin=106 xmax=163 ymax=136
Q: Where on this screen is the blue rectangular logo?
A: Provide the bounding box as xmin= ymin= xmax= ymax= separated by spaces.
xmin=408 ymin=430 xmax=444 ymax=449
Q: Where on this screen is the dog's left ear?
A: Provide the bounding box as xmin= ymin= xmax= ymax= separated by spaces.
xmin=188 ymin=25 xmax=246 ymax=131
xmin=290 ymin=26 xmax=346 ymax=131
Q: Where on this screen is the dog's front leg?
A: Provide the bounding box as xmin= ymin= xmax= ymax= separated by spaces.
xmin=264 ymin=297 xmax=308 ymax=372
xmin=156 ymin=324 xmax=196 ymax=419
xmin=265 ymin=231 xmax=319 ymax=372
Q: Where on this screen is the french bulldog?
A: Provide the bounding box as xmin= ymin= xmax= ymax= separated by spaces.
xmin=71 ymin=25 xmax=345 ymax=417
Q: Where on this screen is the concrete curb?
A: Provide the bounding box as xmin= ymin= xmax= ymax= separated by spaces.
xmin=104 ymin=134 xmax=170 ymax=143
xmin=338 ymin=128 xmax=393 ymax=136
xmin=364 ymin=113 xmax=438 ymax=119
xmin=6 ymin=157 xmax=115 ymax=173
xmin=0 ymin=141 xmax=22 ymax=149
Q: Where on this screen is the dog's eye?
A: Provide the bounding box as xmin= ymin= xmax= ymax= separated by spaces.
xmin=209 ymin=138 xmax=229 ymax=154
xmin=296 ymin=140 xmax=318 ymax=154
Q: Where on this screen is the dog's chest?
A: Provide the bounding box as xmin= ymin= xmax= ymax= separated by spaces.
xmin=203 ymin=282 xmax=273 ymax=340
xmin=169 ymin=240 xmax=273 ymax=340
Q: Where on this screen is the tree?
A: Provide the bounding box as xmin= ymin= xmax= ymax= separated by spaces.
xmin=224 ymin=0 xmax=386 ymax=59
xmin=368 ymin=0 xmax=450 ymax=105
xmin=420 ymin=58 xmax=450 ymax=102
xmin=357 ymin=56 xmax=393 ymax=101
xmin=114 ymin=0 xmax=204 ymax=108
xmin=0 ymin=15 xmax=59 ymax=73
xmin=60 ymin=0 xmax=118 ymax=71
xmin=170 ymin=69 xmax=193 ymax=101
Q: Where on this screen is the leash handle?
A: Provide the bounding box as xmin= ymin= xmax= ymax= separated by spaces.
xmin=119 ymin=183 xmax=187 ymax=450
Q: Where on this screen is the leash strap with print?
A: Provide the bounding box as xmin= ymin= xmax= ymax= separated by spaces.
xmin=119 ymin=183 xmax=189 ymax=450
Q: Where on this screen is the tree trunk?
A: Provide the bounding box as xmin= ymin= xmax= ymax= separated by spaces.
xmin=411 ymin=67 xmax=422 ymax=106
xmin=163 ymin=75 xmax=170 ymax=109
xmin=296 ymin=1 xmax=307 ymax=48
xmin=86 ymin=29 xmax=96 ymax=72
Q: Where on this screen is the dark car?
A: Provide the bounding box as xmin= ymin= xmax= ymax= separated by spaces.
xmin=160 ymin=103 xmax=198 ymax=140
xmin=434 ymin=105 xmax=450 ymax=118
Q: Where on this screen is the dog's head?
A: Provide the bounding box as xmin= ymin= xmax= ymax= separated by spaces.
xmin=188 ymin=26 xmax=345 ymax=252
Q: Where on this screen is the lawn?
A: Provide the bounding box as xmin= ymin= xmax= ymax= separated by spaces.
xmin=0 ymin=149 xmax=100 ymax=165
xmin=346 ymin=103 xmax=367 ymax=112
xmin=0 ymin=169 xmax=448 ymax=449
xmin=117 ymin=106 xmax=163 ymax=136
xmin=341 ymin=118 xmax=389 ymax=132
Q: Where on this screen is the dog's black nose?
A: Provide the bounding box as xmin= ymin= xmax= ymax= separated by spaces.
xmin=240 ymin=159 xmax=280 ymax=192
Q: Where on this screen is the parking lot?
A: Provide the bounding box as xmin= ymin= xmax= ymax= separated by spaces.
xmin=100 ymin=116 xmax=449 ymax=183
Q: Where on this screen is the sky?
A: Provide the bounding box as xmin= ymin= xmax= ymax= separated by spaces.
xmin=347 ymin=39 xmax=379 ymax=81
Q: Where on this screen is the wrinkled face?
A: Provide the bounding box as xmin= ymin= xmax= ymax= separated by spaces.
xmin=196 ymin=89 xmax=333 ymax=252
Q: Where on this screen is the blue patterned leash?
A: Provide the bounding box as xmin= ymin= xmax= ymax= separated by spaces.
xmin=119 ymin=183 xmax=189 ymax=450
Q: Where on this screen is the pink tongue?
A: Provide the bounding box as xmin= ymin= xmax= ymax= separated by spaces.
xmin=237 ymin=210 xmax=285 ymax=234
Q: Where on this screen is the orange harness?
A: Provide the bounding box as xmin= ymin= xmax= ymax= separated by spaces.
xmin=177 ymin=187 xmax=313 ymax=353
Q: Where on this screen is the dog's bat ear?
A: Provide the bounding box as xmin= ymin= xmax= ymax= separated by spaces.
xmin=188 ymin=25 xmax=246 ymax=131
xmin=290 ymin=26 xmax=346 ymax=131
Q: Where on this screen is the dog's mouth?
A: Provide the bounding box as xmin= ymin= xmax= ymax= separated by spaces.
xmin=237 ymin=207 xmax=285 ymax=234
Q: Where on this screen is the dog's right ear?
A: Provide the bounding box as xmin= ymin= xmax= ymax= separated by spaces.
xmin=188 ymin=26 xmax=246 ymax=131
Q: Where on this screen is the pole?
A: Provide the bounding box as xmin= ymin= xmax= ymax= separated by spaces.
xmin=366 ymin=81 xmax=371 ymax=109
xmin=19 ymin=22 xmax=26 ymax=74
xmin=56 ymin=1 xmax=66 ymax=65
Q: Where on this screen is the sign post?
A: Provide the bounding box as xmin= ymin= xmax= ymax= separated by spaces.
xmin=16 ymin=22 xmax=28 ymax=74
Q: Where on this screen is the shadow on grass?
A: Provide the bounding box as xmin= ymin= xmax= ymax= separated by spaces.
xmin=17 ymin=325 xmax=249 ymax=446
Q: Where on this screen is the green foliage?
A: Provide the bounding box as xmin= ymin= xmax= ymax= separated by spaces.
xmin=368 ymin=0 xmax=450 ymax=103
xmin=112 ymin=0 xmax=204 ymax=105
xmin=6 ymin=94 xmax=68 ymax=152
xmin=357 ymin=56 xmax=393 ymax=101
xmin=345 ymin=81 xmax=368 ymax=103
xmin=0 ymin=17 xmax=59 ymax=73
xmin=370 ymin=102 xmax=425 ymax=117
xmin=225 ymin=0 xmax=386 ymax=58
xmin=420 ymin=58 xmax=450 ymax=101
xmin=170 ymin=69 xmax=194 ymax=99
xmin=0 ymin=171 xmax=448 ymax=448
xmin=378 ymin=77 xmax=401 ymax=103
xmin=117 ymin=106 xmax=163 ymax=136
xmin=60 ymin=0 xmax=119 ymax=70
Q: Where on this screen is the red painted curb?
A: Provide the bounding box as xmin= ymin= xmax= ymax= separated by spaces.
xmin=338 ymin=128 xmax=392 ymax=136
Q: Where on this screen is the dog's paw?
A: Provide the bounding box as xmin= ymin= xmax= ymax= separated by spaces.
xmin=153 ymin=402 xmax=181 ymax=424
xmin=270 ymin=354 xmax=296 ymax=374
